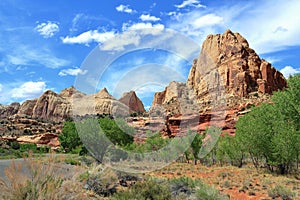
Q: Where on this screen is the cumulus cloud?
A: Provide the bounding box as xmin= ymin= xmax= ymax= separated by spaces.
xmin=59 ymin=67 xmax=88 ymax=76
xmin=11 ymin=81 xmax=46 ymax=99
xmin=61 ymin=30 xmax=115 ymax=45
xmin=100 ymin=22 xmax=165 ymax=51
xmin=140 ymin=14 xmax=161 ymax=22
xmin=175 ymin=0 xmax=206 ymax=9
xmin=280 ymin=66 xmax=300 ymax=78
xmin=35 ymin=21 xmax=59 ymax=38
xmin=116 ymin=4 xmax=136 ymax=14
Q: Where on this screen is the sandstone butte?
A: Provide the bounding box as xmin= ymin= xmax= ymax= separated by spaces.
xmin=149 ymin=29 xmax=286 ymax=137
xmin=0 ymin=29 xmax=287 ymax=147
xmin=0 ymin=87 xmax=145 ymax=147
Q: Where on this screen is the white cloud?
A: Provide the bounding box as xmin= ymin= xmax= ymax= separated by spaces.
xmin=59 ymin=67 xmax=88 ymax=76
xmin=280 ymin=66 xmax=300 ymax=78
xmin=168 ymin=0 xmax=300 ymax=54
xmin=191 ymin=14 xmax=223 ymax=29
xmin=226 ymin=0 xmax=300 ymax=54
xmin=175 ymin=0 xmax=206 ymax=9
xmin=116 ymin=4 xmax=136 ymax=14
xmin=123 ymin=22 xmax=164 ymax=32
xmin=35 ymin=21 xmax=59 ymax=38
xmin=0 ymin=83 xmax=3 ymax=93
xmin=100 ymin=22 xmax=165 ymax=51
xmin=140 ymin=14 xmax=161 ymax=22
xmin=100 ymin=31 xmax=140 ymax=51
xmin=61 ymin=30 xmax=116 ymax=45
xmin=6 ymin=46 xmax=70 ymax=69
xmin=168 ymin=11 xmax=223 ymax=41
xmin=11 ymin=81 xmax=46 ymax=99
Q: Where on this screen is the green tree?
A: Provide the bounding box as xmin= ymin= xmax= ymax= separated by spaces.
xmin=190 ymin=131 xmax=204 ymax=165
xmin=98 ymin=118 xmax=134 ymax=147
xmin=235 ymin=74 xmax=300 ymax=174
xmin=217 ymin=133 xmax=245 ymax=167
xmin=58 ymin=121 xmax=82 ymax=153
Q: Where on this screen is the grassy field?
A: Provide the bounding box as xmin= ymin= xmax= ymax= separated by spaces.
xmin=152 ymin=162 xmax=300 ymax=199
xmin=1 ymin=154 xmax=299 ymax=199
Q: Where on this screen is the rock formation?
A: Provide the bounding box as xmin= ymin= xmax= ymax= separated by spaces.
xmin=2 ymin=86 xmax=146 ymax=121
xmin=18 ymin=100 xmax=37 ymax=116
xmin=119 ymin=91 xmax=146 ymax=114
xmin=187 ymin=29 xmax=286 ymax=105
xmin=0 ymin=30 xmax=288 ymax=146
xmin=151 ymin=30 xmax=286 ymax=113
xmin=0 ymin=102 xmax=20 ymax=118
xmin=31 ymin=90 xmax=72 ymax=121
xmin=149 ymin=82 xmax=198 ymax=116
xmin=59 ymin=85 xmax=86 ymax=99
xmin=148 ymin=29 xmax=287 ymax=136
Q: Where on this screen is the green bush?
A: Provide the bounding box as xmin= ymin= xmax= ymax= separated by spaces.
xmin=98 ymin=117 xmax=134 ymax=147
xmin=169 ymin=177 xmax=229 ymax=200
xmin=268 ymin=185 xmax=295 ymax=200
xmin=10 ymin=141 xmax=20 ymax=150
xmin=111 ymin=178 xmax=172 ymax=200
xmin=59 ymin=117 xmax=134 ymax=160
xmin=64 ymin=157 xmax=81 ymax=166
xmin=20 ymin=143 xmax=37 ymax=153
xmin=58 ymin=121 xmax=82 ymax=153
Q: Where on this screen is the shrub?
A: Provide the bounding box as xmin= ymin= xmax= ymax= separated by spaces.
xmin=86 ymin=168 xmax=119 ymax=197
xmin=111 ymin=178 xmax=172 ymax=200
xmin=0 ymin=154 xmax=93 ymax=199
xmin=169 ymin=177 xmax=228 ymax=200
xmin=10 ymin=141 xmax=20 ymax=150
xmin=20 ymin=143 xmax=37 ymax=153
xmin=268 ymin=185 xmax=295 ymax=200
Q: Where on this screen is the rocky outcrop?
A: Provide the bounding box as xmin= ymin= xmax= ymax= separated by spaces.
xmin=0 ymin=102 xmax=20 ymax=118
xmin=119 ymin=91 xmax=146 ymax=114
xmin=5 ymin=86 xmax=145 ymax=121
xmin=150 ymin=82 xmax=198 ymax=116
xmin=72 ymin=88 xmax=132 ymax=117
xmin=187 ymin=29 xmax=286 ymax=106
xmin=94 ymin=88 xmax=114 ymax=99
xmin=32 ymin=90 xmax=72 ymax=121
xmin=59 ymin=85 xmax=85 ymax=99
xmin=18 ymin=100 xmax=37 ymax=116
xmin=1 ymin=133 xmax=60 ymax=148
xmin=147 ymin=30 xmax=287 ymax=137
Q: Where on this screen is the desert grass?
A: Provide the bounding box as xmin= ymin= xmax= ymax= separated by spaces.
xmin=0 ymin=151 xmax=98 ymax=200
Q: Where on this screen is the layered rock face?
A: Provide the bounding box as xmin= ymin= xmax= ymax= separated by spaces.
xmin=1 ymin=86 xmax=146 ymax=147
xmin=150 ymin=82 xmax=198 ymax=116
xmin=0 ymin=102 xmax=20 ymax=118
xmin=3 ymin=86 xmax=146 ymax=121
xmin=187 ymin=29 xmax=286 ymax=105
xmin=151 ymin=30 xmax=286 ymax=114
xmin=119 ymin=91 xmax=146 ymax=114
xmin=148 ymin=30 xmax=287 ymax=136
xmin=31 ymin=90 xmax=72 ymax=121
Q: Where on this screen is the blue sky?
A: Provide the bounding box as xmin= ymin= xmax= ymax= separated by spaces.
xmin=0 ymin=0 xmax=299 ymax=109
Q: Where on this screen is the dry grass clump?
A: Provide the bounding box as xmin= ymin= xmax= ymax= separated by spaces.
xmin=0 ymin=152 xmax=98 ymax=200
